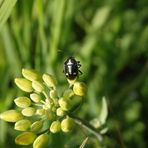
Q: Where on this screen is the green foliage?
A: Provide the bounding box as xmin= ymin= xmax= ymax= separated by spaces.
xmin=0 ymin=0 xmax=17 ymax=29
xmin=0 ymin=0 xmax=148 ymax=147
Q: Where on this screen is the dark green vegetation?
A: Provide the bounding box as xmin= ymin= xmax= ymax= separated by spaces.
xmin=0 ymin=0 xmax=148 ymax=147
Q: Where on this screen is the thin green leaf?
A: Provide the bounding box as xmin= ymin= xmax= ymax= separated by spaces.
xmin=79 ymin=137 xmax=88 ymax=148
xmin=49 ymin=0 xmax=66 ymax=66
xmin=0 ymin=0 xmax=17 ymax=30
xmin=0 ymin=120 xmax=7 ymax=147
xmin=90 ymin=97 xmax=108 ymax=128
xmin=100 ymin=127 xmax=108 ymax=134
xmin=0 ymin=0 xmax=4 ymax=6
xmin=99 ymin=97 xmax=108 ymax=125
xmin=92 ymin=6 xmax=111 ymax=30
xmin=1 ymin=24 xmax=21 ymax=76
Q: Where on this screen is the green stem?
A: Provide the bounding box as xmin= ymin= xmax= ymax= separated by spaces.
xmin=69 ymin=114 xmax=103 ymax=142
xmin=37 ymin=115 xmax=103 ymax=142
xmin=42 ymin=91 xmax=52 ymax=104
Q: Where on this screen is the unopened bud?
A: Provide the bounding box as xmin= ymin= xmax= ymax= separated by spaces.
xmin=50 ymin=120 xmax=61 ymax=133
xmin=42 ymin=74 xmax=57 ymax=89
xmin=22 ymin=107 xmax=36 ymax=117
xmin=14 ymin=119 xmax=31 ymax=131
xmin=45 ymin=110 xmax=54 ymax=120
xmin=33 ymin=133 xmax=49 ymax=148
xmin=32 ymin=81 xmax=45 ymax=93
xmin=49 ymin=90 xmax=58 ymax=99
xmin=73 ymin=82 xmax=87 ymax=96
xmin=14 ymin=97 xmax=31 ymax=108
xmin=0 ymin=110 xmax=23 ymax=122
xmin=53 ymin=98 xmax=59 ymax=107
xmin=61 ymin=116 xmax=75 ymax=132
xmin=56 ymin=107 xmax=65 ymax=117
xmin=22 ymin=69 xmax=41 ymax=81
xmin=30 ymin=93 xmax=41 ymax=103
xmin=63 ymin=89 xmax=74 ymax=99
xmin=58 ymin=98 xmax=71 ymax=111
xmin=51 ymin=106 xmax=57 ymax=112
xmin=15 ymin=132 xmax=37 ymax=145
xmin=31 ymin=120 xmax=43 ymax=132
xmin=36 ymin=109 xmax=45 ymax=116
xmin=15 ymin=78 xmax=33 ymax=92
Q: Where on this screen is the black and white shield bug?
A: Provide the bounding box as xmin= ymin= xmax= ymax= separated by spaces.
xmin=64 ymin=57 xmax=82 ymax=80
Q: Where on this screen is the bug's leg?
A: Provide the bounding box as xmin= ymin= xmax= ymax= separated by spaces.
xmin=77 ymin=61 xmax=81 ymax=64
xmin=78 ymin=70 xmax=83 ymax=75
xmin=77 ymin=61 xmax=81 ymax=68
xmin=78 ymin=64 xmax=81 ymax=68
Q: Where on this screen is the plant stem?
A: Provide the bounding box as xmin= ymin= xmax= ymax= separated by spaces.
xmin=69 ymin=114 xmax=103 ymax=142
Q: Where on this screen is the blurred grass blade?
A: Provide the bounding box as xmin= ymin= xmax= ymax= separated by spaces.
xmin=0 ymin=0 xmax=4 ymax=6
xmin=99 ymin=97 xmax=108 ymax=125
xmin=90 ymin=97 xmax=108 ymax=128
xmin=0 ymin=0 xmax=17 ymax=30
xmin=92 ymin=6 xmax=111 ymax=30
xmin=36 ymin=0 xmax=48 ymax=68
xmin=1 ymin=24 xmax=21 ymax=76
xmin=100 ymin=127 xmax=108 ymax=134
xmin=80 ymin=7 xmax=111 ymax=61
xmin=49 ymin=0 xmax=66 ymax=65
xmin=0 ymin=120 xmax=7 ymax=147
xmin=79 ymin=137 xmax=88 ymax=148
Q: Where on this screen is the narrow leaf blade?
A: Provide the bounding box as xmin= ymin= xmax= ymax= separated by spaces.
xmin=99 ymin=97 xmax=108 ymax=125
xmin=79 ymin=137 xmax=88 ymax=148
xmin=0 ymin=0 xmax=17 ymax=30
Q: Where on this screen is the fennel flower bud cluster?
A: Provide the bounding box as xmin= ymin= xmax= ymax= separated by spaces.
xmin=0 ymin=69 xmax=87 ymax=147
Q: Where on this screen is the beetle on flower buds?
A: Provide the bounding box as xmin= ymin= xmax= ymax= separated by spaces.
xmin=64 ymin=57 xmax=82 ymax=80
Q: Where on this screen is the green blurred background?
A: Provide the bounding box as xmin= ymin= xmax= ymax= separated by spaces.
xmin=0 ymin=0 xmax=148 ymax=147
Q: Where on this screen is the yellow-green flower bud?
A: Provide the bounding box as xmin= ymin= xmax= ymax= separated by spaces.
xmin=14 ymin=97 xmax=31 ymax=108
xmin=43 ymin=99 xmax=52 ymax=110
xmin=51 ymin=106 xmax=57 ymax=112
xmin=15 ymin=78 xmax=33 ymax=92
xmin=31 ymin=120 xmax=43 ymax=132
xmin=42 ymin=74 xmax=57 ymax=89
xmin=73 ymin=82 xmax=87 ymax=96
xmin=22 ymin=69 xmax=41 ymax=81
xmin=30 ymin=93 xmax=41 ymax=103
xmin=45 ymin=110 xmax=54 ymax=120
xmin=14 ymin=119 xmax=31 ymax=131
xmin=50 ymin=120 xmax=61 ymax=133
xmin=56 ymin=107 xmax=65 ymax=117
xmin=32 ymin=81 xmax=45 ymax=93
xmin=49 ymin=90 xmax=58 ymax=99
xmin=53 ymin=98 xmax=59 ymax=107
xmin=36 ymin=109 xmax=45 ymax=116
xmin=58 ymin=98 xmax=71 ymax=111
xmin=15 ymin=132 xmax=37 ymax=145
xmin=61 ymin=116 xmax=75 ymax=132
xmin=22 ymin=107 xmax=36 ymax=117
xmin=0 ymin=110 xmax=23 ymax=122
xmin=63 ymin=89 xmax=74 ymax=99
xmin=33 ymin=133 xmax=49 ymax=148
